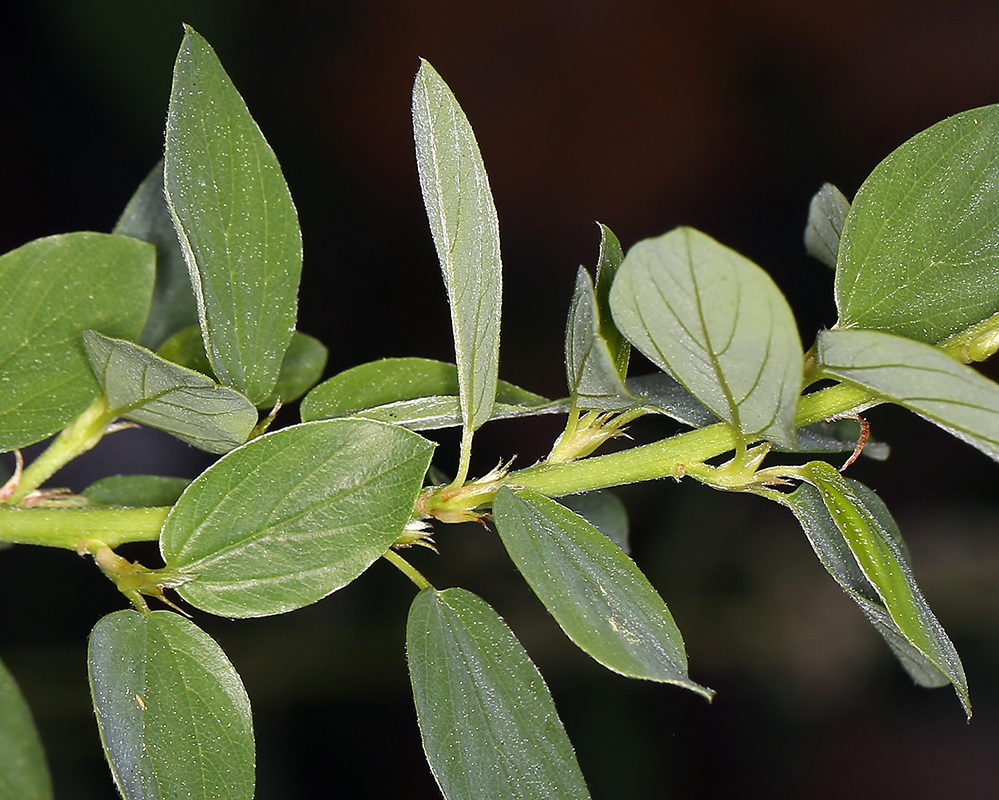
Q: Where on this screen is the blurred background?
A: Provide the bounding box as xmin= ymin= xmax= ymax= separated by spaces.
xmin=3 ymin=1 xmax=999 ymax=797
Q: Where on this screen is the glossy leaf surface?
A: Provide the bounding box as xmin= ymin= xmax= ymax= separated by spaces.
xmin=494 ymin=488 xmax=712 ymax=696
xmin=413 ymin=60 xmax=502 ymax=432
xmin=0 ymin=233 xmax=154 ymax=452
xmin=407 ymin=587 xmax=591 ymax=800
xmin=165 ymin=27 xmax=302 ymax=405
xmin=804 ymin=183 xmax=850 ymax=269
xmin=565 ymin=267 xmax=632 ymax=408
xmin=818 ymin=328 xmax=999 ymax=462
xmin=83 ymin=475 xmax=190 ymax=507
xmin=836 ymin=105 xmax=999 ymax=344
xmin=610 ymin=227 xmax=802 ymax=447
xmin=84 ymin=331 xmax=257 ymax=454
xmin=115 ymin=161 xmax=198 ymax=349
xmin=789 ymin=462 xmax=969 ymax=715
xmin=0 ymin=657 xmax=52 ymax=800
xmin=161 ymin=418 xmax=434 ymax=617
xmin=89 ymin=610 xmax=254 ymax=800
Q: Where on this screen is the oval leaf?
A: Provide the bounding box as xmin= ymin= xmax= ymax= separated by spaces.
xmin=610 ymin=227 xmax=803 ymax=447
xmin=0 ymin=657 xmax=52 ymax=800
xmin=115 ymin=161 xmax=199 ymax=350
xmin=88 ymin=610 xmax=254 ymax=800
xmin=413 ymin=60 xmax=502 ymax=432
xmin=0 ymin=232 xmax=155 ymax=452
xmin=836 ymin=105 xmax=999 ymax=344
xmin=804 ymin=182 xmax=850 ymax=269
xmin=493 ymin=488 xmax=712 ymax=696
xmin=165 ymin=26 xmax=302 ymax=405
xmin=161 ymin=418 xmax=434 ymax=617
xmin=789 ymin=461 xmax=969 ymax=715
xmin=407 ymin=587 xmax=592 ymax=800
xmin=83 ymin=475 xmax=190 ymax=507
xmin=818 ymin=328 xmax=999 ymax=462
xmin=84 ymin=331 xmax=258 ymax=454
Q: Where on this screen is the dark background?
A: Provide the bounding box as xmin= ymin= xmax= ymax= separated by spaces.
xmin=2 ymin=1 xmax=999 ymax=798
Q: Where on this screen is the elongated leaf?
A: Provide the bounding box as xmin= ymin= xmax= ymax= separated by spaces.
xmin=787 ymin=462 xmax=969 ymax=715
xmin=161 ymin=418 xmax=434 ymax=617
xmin=836 ymin=105 xmax=999 ymax=344
xmin=84 ymin=331 xmax=257 ymax=454
xmin=407 ymin=587 xmax=592 ymax=800
xmin=300 ymin=357 xmax=548 ymax=423
xmin=165 ymin=26 xmax=302 ymax=405
xmin=0 ymin=233 xmax=155 ymax=452
xmin=413 ymin=60 xmax=502 ymax=432
xmin=804 ymin=183 xmax=850 ymax=269
xmin=340 ymin=395 xmax=566 ymax=431
xmin=494 ymin=488 xmax=712 ymax=696
xmin=559 ymin=490 xmax=630 ymax=553
xmin=610 ymin=227 xmax=803 ymax=447
xmin=115 ymin=161 xmax=199 ymax=349
xmin=565 ymin=267 xmax=632 ymax=408
xmin=0 ymin=657 xmax=52 ymax=800
xmin=818 ymin=328 xmax=999 ymax=462
xmin=83 ymin=475 xmax=190 ymax=507
xmin=257 ymin=331 xmax=328 ymax=408
xmin=593 ymin=223 xmax=629 ymax=375
xmin=89 ymin=610 xmax=254 ymax=800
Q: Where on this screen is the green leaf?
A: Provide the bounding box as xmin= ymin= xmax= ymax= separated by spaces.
xmin=407 ymin=587 xmax=592 ymax=800
xmin=84 ymin=331 xmax=258 ymax=454
xmin=783 ymin=418 xmax=890 ymax=461
xmin=161 ymin=418 xmax=434 ymax=617
xmin=300 ymin=357 xmax=551 ymax=428
xmin=804 ymin=183 xmax=850 ymax=269
xmin=565 ymin=267 xmax=632 ymax=408
xmin=493 ymin=488 xmax=713 ymax=697
xmin=593 ymin=223 xmax=629 ymax=375
xmin=157 ymin=324 xmax=214 ymax=375
xmin=413 ymin=60 xmax=502 ymax=433
xmin=88 ymin=610 xmax=254 ymax=800
xmin=115 ymin=161 xmax=199 ymax=350
xmin=83 ymin=475 xmax=190 ymax=507
xmin=786 ymin=462 xmax=969 ymax=715
xmin=609 ymin=227 xmax=803 ymax=447
xmin=256 ymin=331 xmax=328 ymax=408
xmin=0 ymin=656 xmax=52 ymax=800
xmin=818 ymin=328 xmax=999 ymax=462
xmin=836 ymin=105 xmax=999 ymax=344
xmin=165 ymin=26 xmax=302 ymax=405
xmin=559 ymin=490 xmax=630 ymax=554
xmin=0 ymin=233 xmax=155 ymax=452
xmin=625 ymin=373 xmax=717 ymax=428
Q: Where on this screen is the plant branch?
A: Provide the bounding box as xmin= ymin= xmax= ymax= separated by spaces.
xmin=0 ymin=506 xmax=168 ymax=550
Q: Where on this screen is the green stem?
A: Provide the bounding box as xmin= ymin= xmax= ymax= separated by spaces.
xmin=6 ymin=395 xmax=116 ymax=505
xmin=0 ymin=506 xmax=169 ymax=550
xmin=382 ymin=548 xmax=433 ymax=591
xmin=510 ymin=381 xmax=878 ymax=497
